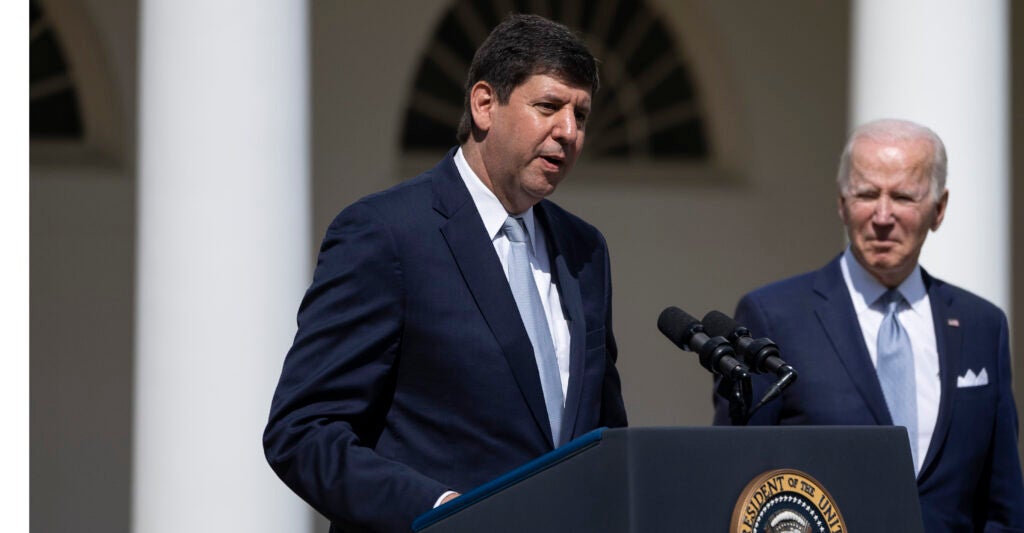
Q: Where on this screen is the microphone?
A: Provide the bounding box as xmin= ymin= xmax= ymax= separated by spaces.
xmin=657 ymin=307 xmax=749 ymax=381
xmin=702 ymin=310 xmax=797 ymax=409
xmin=701 ymin=310 xmax=796 ymax=378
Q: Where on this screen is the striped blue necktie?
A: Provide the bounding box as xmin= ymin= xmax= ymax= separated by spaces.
xmin=876 ymin=288 xmax=918 ymax=472
xmin=502 ymin=216 xmax=564 ymax=447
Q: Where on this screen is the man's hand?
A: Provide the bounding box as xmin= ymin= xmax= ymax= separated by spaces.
xmin=440 ymin=492 xmax=460 ymax=505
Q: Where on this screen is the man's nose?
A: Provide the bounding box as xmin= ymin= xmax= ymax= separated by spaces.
xmin=872 ymin=197 xmax=894 ymax=224
xmin=551 ymin=109 xmax=578 ymax=144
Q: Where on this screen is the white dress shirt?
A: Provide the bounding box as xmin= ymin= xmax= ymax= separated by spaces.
xmin=840 ymin=248 xmax=940 ymax=474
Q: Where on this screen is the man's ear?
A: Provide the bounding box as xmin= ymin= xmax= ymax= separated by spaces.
xmin=837 ymin=193 xmax=848 ymax=226
xmin=931 ymin=188 xmax=949 ymax=231
xmin=469 ymin=81 xmax=496 ymax=133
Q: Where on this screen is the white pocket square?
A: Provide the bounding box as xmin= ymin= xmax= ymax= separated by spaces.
xmin=957 ymin=368 xmax=989 ymax=388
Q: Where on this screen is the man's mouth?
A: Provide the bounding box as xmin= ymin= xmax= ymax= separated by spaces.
xmin=539 ymin=155 xmax=563 ymax=168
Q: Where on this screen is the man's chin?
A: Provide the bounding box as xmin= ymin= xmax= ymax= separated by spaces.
xmin=865 ymin=255 xmax=898 ymax=271
xmin=524 ymin=179 xmax=560 ymax=200
xmin=863 ymin=254 xmax=915 ymax=283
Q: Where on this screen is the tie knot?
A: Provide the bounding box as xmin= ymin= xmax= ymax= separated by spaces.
xmin=879 ymin=288 xmax=904 ymax=314
xmin=502 ymin=216 xmax=529 ymax=244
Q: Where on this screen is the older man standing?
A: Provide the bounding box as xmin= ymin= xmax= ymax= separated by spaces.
xmin=714 ymin=119 xmax=1024 ymax=531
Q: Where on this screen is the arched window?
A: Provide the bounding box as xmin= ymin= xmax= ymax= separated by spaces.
xmin=402 ymin=0 xmax=709 ymax=161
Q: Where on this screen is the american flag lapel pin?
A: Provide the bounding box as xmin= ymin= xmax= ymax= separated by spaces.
xmin=947 ymin=318 xmax=960 ymax=327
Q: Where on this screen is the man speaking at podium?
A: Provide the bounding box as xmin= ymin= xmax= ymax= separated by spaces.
xmin=264 ymin=14 xmax=626 ymax=533
xmin=714 ymin=119 xmax=1024 ymax=531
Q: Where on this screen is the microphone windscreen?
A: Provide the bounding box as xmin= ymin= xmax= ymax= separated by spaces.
xmin=657 ymin=306 xmax=700 ymax=346
xmin=702 ymin=310 xmax=739 ymax=338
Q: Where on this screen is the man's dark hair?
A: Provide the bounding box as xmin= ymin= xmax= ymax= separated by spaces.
xmin=456 ymin=14 xmax=599 ymax=144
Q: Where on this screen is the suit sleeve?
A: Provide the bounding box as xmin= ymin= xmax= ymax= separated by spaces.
xmin=981 ymin=313 xmax=1024 ymax=531
xmin=712 ymin=292 xmax=783 ymax=426
xmin=598 ymin=233 xmax=627 ymax=428
xmin=263 ymin=202 xmax=447 ymax=533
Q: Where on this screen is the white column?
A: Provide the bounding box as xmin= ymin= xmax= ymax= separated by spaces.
xmin=134 ymin=2 xmax=310 ymax=531
xmin=850 ymin=0 xmax=1010 ymax=312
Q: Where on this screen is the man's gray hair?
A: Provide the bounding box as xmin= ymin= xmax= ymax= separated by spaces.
xmin=836 ymin=118 xmax=948 ymax=202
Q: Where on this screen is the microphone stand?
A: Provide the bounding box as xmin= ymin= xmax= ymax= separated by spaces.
xmin=716 ymin=372 xmax=753 ymax=426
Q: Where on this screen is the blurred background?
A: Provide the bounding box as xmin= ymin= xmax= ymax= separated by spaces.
xmin=29 ymin=0 xmax=1024 ymax=531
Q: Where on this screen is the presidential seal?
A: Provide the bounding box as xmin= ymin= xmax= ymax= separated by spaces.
xmin=731 ymin=469 xmax=847 ymax=533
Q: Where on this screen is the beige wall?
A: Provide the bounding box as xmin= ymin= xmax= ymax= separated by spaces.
xmin=30 ymin=0 xmax=1022 ymax=530
xmin=31 ymin=167 xmax=134 ymax=533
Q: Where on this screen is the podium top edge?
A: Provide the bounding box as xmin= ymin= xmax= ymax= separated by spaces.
xmin=412 ymin=427 xmax=607 ymax=531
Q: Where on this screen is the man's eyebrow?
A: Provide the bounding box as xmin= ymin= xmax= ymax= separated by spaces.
xmin=535 ymin=92 xmax=569 ymax=102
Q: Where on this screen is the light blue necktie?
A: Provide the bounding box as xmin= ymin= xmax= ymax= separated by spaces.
xmin=877 ymin=288 xmax=918 ymax=472
xmin=502 ymin=216 xmax=564 ymax=447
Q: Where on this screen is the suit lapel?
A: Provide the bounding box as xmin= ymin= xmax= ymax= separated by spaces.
xmin=919 ymin=272 xmax=959 ymax=479
xmin=432 ymin=153 xmax=555 ymax=447
xmin=535 ymin=203 xmax=586 ymax=442
xmin=812 ymin=257 xmax=893 ymax=425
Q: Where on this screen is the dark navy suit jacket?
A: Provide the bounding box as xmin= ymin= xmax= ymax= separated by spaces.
xmin=714 ymin=255 xmax=1024 ymax=532
xmin=264 ymin=150 xmax=627 ymax=532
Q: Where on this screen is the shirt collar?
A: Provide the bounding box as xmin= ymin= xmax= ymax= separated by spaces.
xmin=454 ymin=147 xmax=538 ymax=249
xmin=840 ymin=247 xmax=927 ymax=315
